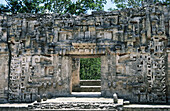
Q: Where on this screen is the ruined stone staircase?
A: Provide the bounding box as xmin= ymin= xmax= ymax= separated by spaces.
xmin=72 ymin=80 xmax=101 ymax=92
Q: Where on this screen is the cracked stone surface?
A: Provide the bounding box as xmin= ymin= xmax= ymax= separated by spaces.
xmin=0 ymin=2 xmax=169 ymax=104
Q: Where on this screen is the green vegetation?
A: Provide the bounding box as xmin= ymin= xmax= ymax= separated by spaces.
xmin=109 ymin=0 xmax=170 ymax=11
xmin=0 ymin=0 xmax=106 ymax=15
xmin=1 ymin=0 xmax=170 ymax=14
xmin=80 ymin=58 xmax=101 ymax=80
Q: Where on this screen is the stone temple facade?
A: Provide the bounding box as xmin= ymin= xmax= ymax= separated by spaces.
xmin=0 ymin=2 xmax=170 ymax=104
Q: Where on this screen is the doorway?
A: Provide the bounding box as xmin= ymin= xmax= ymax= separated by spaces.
xmin=71 ymin=57 xmax=101 ymax=96
xmin=80 ymin=58 xmax=101 ymax=80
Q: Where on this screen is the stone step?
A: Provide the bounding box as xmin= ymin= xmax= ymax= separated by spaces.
xmin=80 ymin=80 xmax=101 ymax=86
xmin=28 ymin=97 xmax=124 ymax=111
xmin=71 ymin=92 xmax=101 ymax=97
xmin=73 ymin=86 xmax=101 ymax=92
xmin=28 ymin=102 xmax=120 ymax=110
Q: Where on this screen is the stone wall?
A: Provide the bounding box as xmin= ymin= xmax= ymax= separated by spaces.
xmin=0 ymin=3 xmax=169 ymax=103
xmin=71 ymin=58 xmax=80 ymax=88
xmin=0 ymin=15 xmax=9 ymax=103
xmin=167 ymin=48 xmax=170 ymax=102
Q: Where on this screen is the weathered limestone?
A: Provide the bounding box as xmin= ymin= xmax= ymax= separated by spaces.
xmin=167 ymin=48 xmax=170 ymax=102
xmin=0 ymin=3 xmax=169 ymax=104
xmin=71 ymin=58 xmax=80 ymax=89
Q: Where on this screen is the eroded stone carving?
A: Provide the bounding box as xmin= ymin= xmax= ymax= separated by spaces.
xmin=0 ymin=2 xmax=169 ymax=103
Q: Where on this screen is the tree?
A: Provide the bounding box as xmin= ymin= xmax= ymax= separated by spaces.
xmin=109 ymin=0 xmax=168 ymax=10
xmin=0 ymin=0 xmax=107 ymax=15
xmin=111 ymin=0 xmax=145 ymax=9
xmin=80 ymin=58 xmax=101 ymax=80
xmin=0 ymin=4 xmax=10 ymax=13
xmin=1 ymin=0 xmax=44 ymax=13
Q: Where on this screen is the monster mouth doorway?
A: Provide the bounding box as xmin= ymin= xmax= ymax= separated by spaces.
xmin=71 ymin=55 xmax=101 ymax=97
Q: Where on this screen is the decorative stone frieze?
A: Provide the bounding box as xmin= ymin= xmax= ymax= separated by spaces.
xmin=0 ymin=3 xmax=169 ymax=103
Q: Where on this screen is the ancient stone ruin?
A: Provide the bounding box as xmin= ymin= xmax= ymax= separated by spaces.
xmin=0 ymin=2 xmax=170 ymax=104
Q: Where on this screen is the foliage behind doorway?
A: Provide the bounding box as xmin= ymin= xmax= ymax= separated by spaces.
xmin=80 ymin=58 xmax=101 ymax=80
